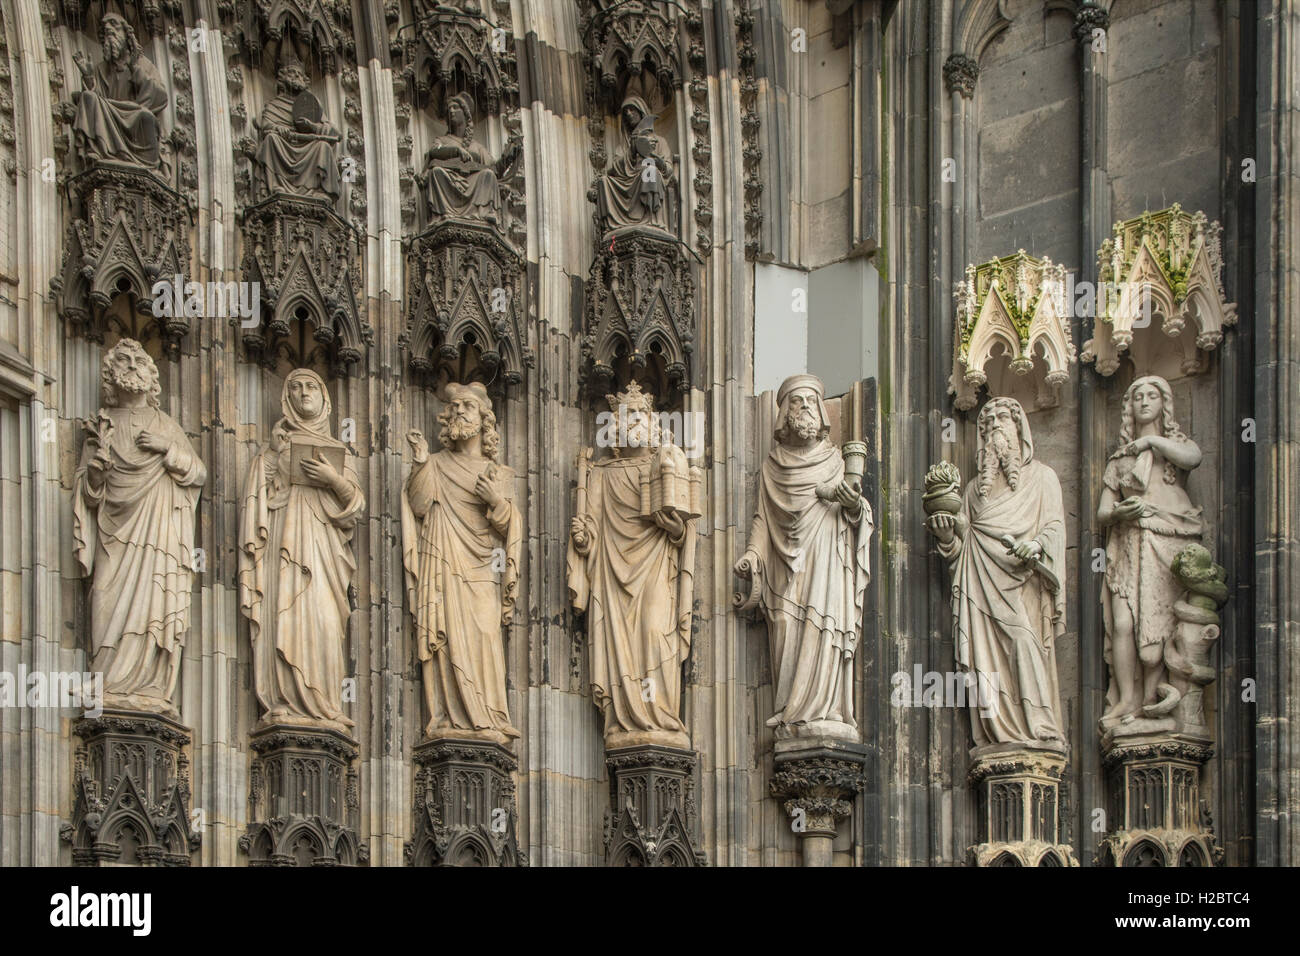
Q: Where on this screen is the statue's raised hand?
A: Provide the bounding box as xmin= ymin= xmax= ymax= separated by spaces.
xmin=136 ymin=430 xmax=170 ymax=455
xmin=406 ymin=430 xmax=429 ymax=464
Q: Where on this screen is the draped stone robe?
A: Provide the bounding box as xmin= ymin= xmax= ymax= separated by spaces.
xmin=239 ymin=429 xmax=363 ymax=728
xmin=567 ymin=455 xmax=696 ymax=747
xmin=254 ymin=94 xmax=341 ymax=202
xmin=748 ymin=439 xmax=873 ymax=738
xmin=402 ymin=450 xmax=521 ymax=739
xmin=937 ymin=460 xmax=1066 ymax=746
xmin=73 ymin=406 xmax=205 ymax=713
xmin=73 ymin=55 xmax=169 ymax=169
xmin=592 ymin=126 xmax=675 ymax=234
xmin=423 ymin=136 xmax=505 ymax=224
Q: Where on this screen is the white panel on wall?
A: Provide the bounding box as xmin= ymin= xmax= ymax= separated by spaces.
xmin=754 ymin=262 xmax=809 ymax=395
xmin=807 ymin=255 xmax=878 ymax=396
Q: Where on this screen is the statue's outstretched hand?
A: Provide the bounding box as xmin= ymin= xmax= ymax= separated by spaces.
xmin=926 ymin=513 xmax=956 ymax=544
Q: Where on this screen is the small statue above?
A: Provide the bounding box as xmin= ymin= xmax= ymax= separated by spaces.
xmin=71 ymin=13 xmax=170 ymax=172
xmin=252 ymin=53 xmax=342 ymax=204
xmin=591 ymin=92 xmax=676 ymax=237
xmin=1098 ymin=375 xmax=1206 ymax=736
xmin=420 ymin=91 xmax=520 ymax=230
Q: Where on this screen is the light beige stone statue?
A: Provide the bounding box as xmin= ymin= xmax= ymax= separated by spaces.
xmin=239 ymin=369 xmax=364 ymax=731
xmin=402 ymin=382 xmax=522 ymax=744
xmin=73 ymin=339 xmax=205 ymax=715
xmin=925 ymin=397 xmax=1066 ymax=746
xmin=1098 ymin=375 xmax=1204 ymax=733
xmin=735 ymin=374 xmax=873 ymax=741
xmin=568 ymin=382 xmax=698 ymax=750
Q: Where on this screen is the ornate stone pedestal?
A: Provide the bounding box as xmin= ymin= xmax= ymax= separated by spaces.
xmin=240 ymin=723 xmax=366 ymax=866
xmin=1097 ymin=732 xmax=1221 ymax=867
xmin=62 ymin=709 xmax=200 ymax=866
xmin=405 ymin=737 xmax=524 ymax=867
xmin=603 ymin=744 xmax=707 ymax=866
xmin=769 ymin=737 xmax=868 ymax=867
xmin=966 ymin=743 xmax=1076 ymax=866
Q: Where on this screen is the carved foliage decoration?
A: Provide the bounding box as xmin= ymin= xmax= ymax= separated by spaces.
xmin=582 ymin=230 xmax=695 ymax=401
xmin=62 ymin=713 xmax=200 ymax=866
xmin=53 ymin=163 xmax=192 ymax=358
xmin=240 ymin=194 xmax=368 ymax=376
xmin=403 ymin=222 xmax=530 ymax=389
xmin=951 ymin=250 xmax=1076 ymax=412
xmin=1082 ymin=204 xmax=1237 ymax=377
xmin=736 ymin=0 xmax=761 ymax=259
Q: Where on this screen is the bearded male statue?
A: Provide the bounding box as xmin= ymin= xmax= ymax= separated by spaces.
xmin=71 ymin=13 xmax=170 ymax=171
xmin=252 ymin=55 xmax=342 ymax=203
xmin=73 ymin=340 xmax=205 ymax=715
xmin=402 ymin=383 xmax=522 ymax=744
xmin=735 ymin=374 xmax=873 ymax=741
xmin=925 ymin=397 xmax=1066 ymax=747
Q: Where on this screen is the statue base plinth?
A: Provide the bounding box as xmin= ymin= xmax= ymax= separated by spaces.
xmin=405 ymin=736 xmax=524 ymax=867
xmin=770 ymin=736 xmax=868 ymax=867
xmin=604 ymin=743 xmax=707 ymax=866
xmin=1096 ymin=731 xmax=1221 ymax=867
xmin=240 ymin=723 xmax=366 ymax=866
xmin=965 ymin=744 xmax=1076 ymax=866
xmin=62 ymin=709 xmax=199 ymax=866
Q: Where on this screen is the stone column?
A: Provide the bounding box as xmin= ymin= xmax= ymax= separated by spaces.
xmin=63 ymin=710 xmax=200 ymax=866
xmin=406 ymin=738 xmax=523 ymax=867
xmin=770 ymin=737 xmax=867 ymax=867
xmin=603 ymin=744 xmax=707 ymax=867
xmin=240 ymin=724 xmax=366 ymax=866
xmin=967 ymin=743 xmax=1076 ymax=867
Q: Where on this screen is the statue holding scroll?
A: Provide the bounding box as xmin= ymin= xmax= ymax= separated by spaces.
xmin=239 ymin=369 xmax=364 ymax=731
xmin=1098 ymin=375 xmax=1205 ymax=732
xmin=925 ymin=397 xmax=1066 ymax=746
xmin=735 ymin=374 xmax=873 ymax=741
xmin=73 ymin=340 xmax=205 ymax=715
xmin=403 ymin=383 xmax=522 ymax=743
xmin=71 ymin=14 xmax=169 ymax=171
xmin=568 ymin=382 xmax=700 ymax=750
xmin=252 ymin=56 xmax=342 ymax=203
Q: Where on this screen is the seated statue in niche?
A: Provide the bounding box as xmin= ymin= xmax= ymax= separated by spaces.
xmin=420 ymin=92 xmax=520 ymax=229
xmin=71 ymin=13 xmax=170 ymax=172
xmin=1097 ymin=375 xmax=1205 ymax=733
xmin=252 ymin=53 xmax=342 ymax=203
xmin=591 ymin=92 xmax=676 ymax=236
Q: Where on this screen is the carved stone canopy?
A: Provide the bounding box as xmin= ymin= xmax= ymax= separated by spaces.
xmin=404 ymin=220 xmax=531 ymax=390
xmin=403 ymin=0 xmax=517 ymax=113
xmin=579 ymin=0 xmax=685 ymax=110
xmin=240 ymin=193 xmax=370 ymax=377
xmin=53 ymin=162 xmax=192 ymax=359
xmin=231 ymin=0 xmax=354 ymax=74
xmin=1082 ymin=204 xmax=1237 ymax=377
xmin=951 ymin=250 xmax=1076 ymax=412
xmin=582 ymin=227 xmax=696 ymax=402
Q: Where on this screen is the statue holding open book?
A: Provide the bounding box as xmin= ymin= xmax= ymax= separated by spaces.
xmin=238 ymin=369 xmax=365 ymax=731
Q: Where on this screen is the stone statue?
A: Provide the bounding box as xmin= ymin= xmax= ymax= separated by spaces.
xmin=925 ymin=397 xmax=1066 ymax=747
xmin=71 ymin=13 xmax=170 ymax=170
xmin=735 ymin=374 xmax=873 ymax=741
xmin=402 ymin=382 xmax=522 ymax=744
xmin=420 ymin=92 xmax=520 ymax=228
xmin=72 ymin=339 xmax=205 ymax=715
xmin=252 ymin=57 xmax=342 ymax=203
xmin=238 ymin=369 xmax=364 ymax=731
xmin=1098 ymin=374 xmax=1205 ymax=732
xmin=590 ymin=93 xmax=676 ymax=235
xmin=568 ymin=382 xmax=698 ymax=750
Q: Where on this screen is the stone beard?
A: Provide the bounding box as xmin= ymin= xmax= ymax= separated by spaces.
xmin=1098 ymin=375 xmax=1204 ymax=728
xmin=740 ymin=376 xmax=873 ymax=741
xmin=238 ymin=369 xmax=364 ymax=731
xmin=933 ymin=399 xmax=1065 ymax=747
xmin=402 ymin=384 xmax=521 ymax=743
xmin=71 ymin=14 xmax=169 ymax=169
xmin=72 ymin=340 xmax=205 ymax=715
xmin=568 ymin=387 xmax=696 ymax=750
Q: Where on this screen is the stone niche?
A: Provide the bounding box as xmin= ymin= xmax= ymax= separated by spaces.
xmin=399 ymin=0 xmax=530 ymax=393
xmin=1082 ymin=204 xmax=1237 ymax=380
xmin=950 ymin=250 xmax=1076 ymax=413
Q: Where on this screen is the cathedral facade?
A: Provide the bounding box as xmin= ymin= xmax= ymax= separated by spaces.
xmin=0 ymin=0 xmax=1295 ymax=867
